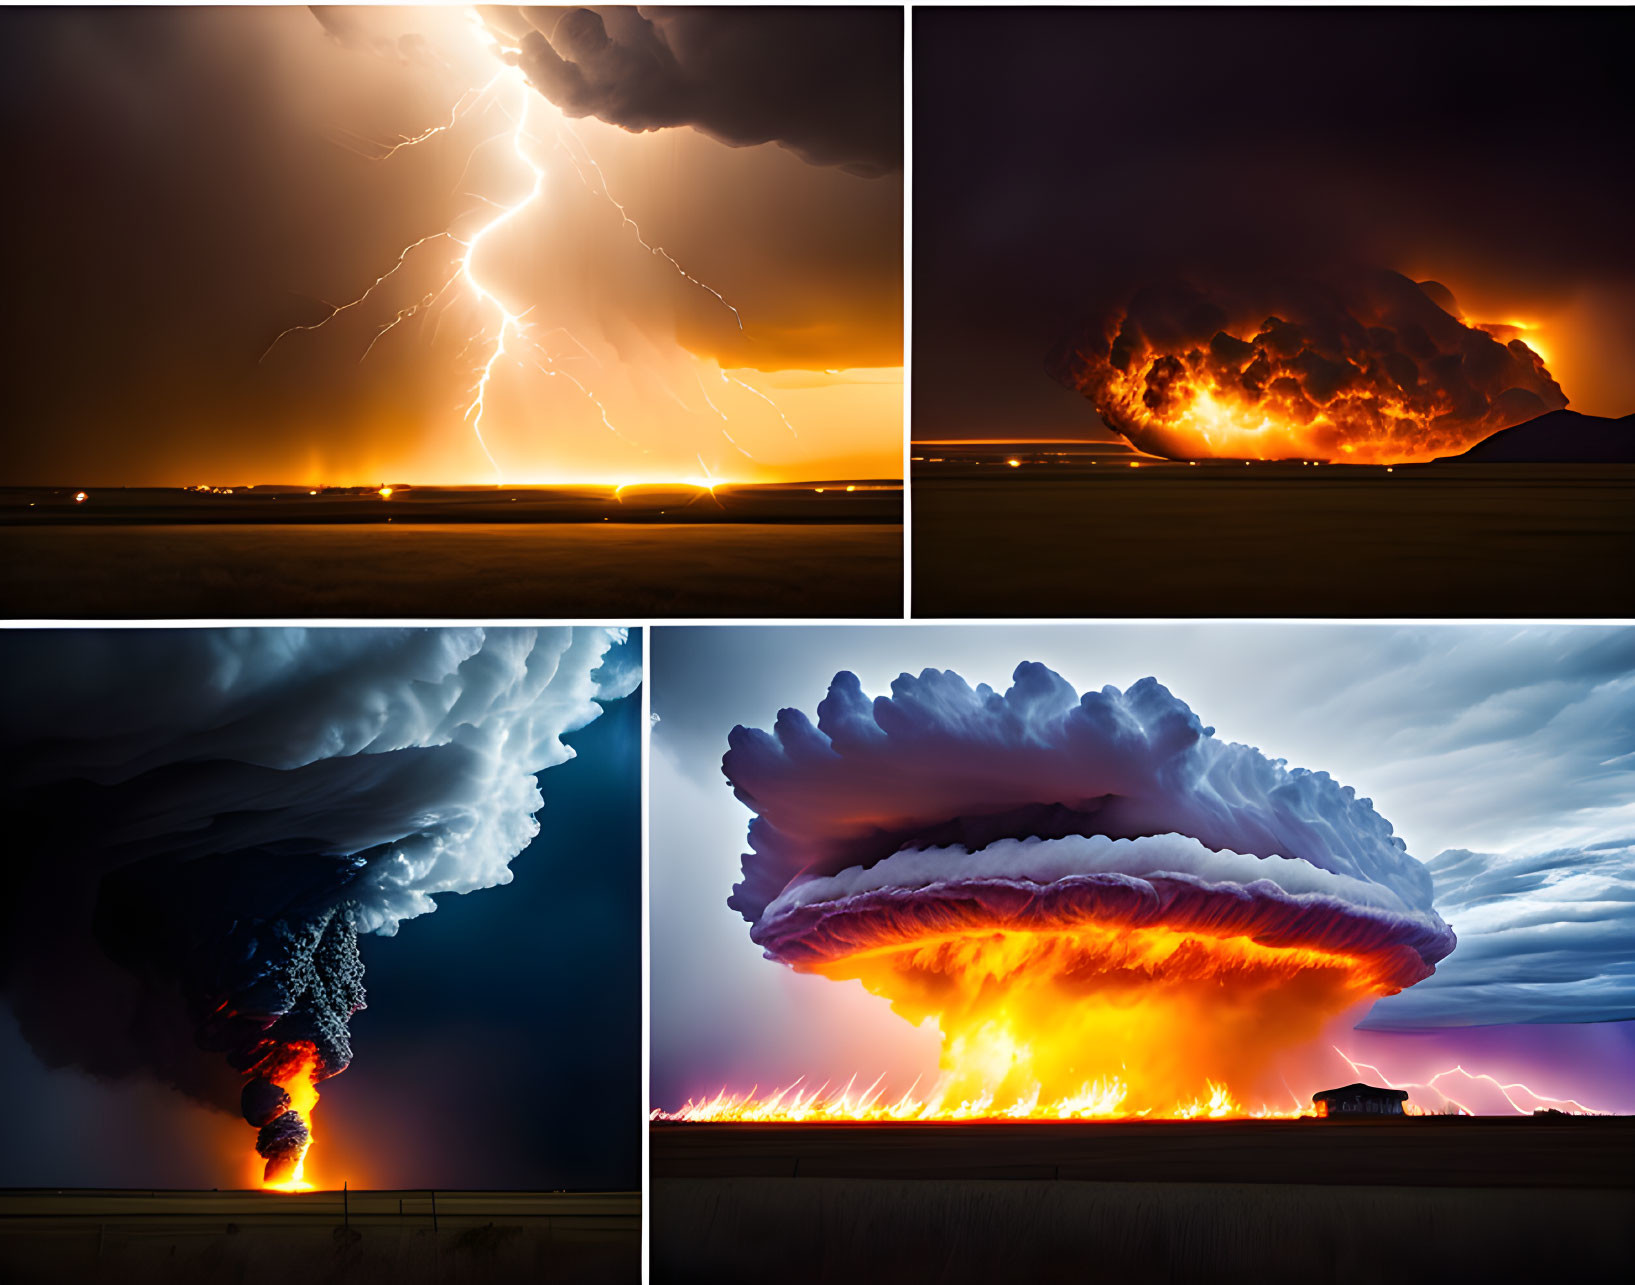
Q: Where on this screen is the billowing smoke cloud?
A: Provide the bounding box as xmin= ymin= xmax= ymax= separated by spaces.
xmin=1366 ymin=839 xmax=1635 ymax=1029
xmin=0 ymin=626 xmax=638 ymax=1179
xmin=489 ymin=6 xmax=902 ymax=177
xmin=727 ymin=663 xmax=1453 ymax=982
xmin=1049 ymin=269 xmax=1568 ymax=463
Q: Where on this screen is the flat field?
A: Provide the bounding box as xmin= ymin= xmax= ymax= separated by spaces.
xmin=653 ymin=1118 xmax=1635 ymax=1283
xmin=0 ymin=482 xmax=901 ymax=617
xmin=911 ymin=462 xmax=1635 ymax=617
xmin=0 ymin=1188 xmax=639 ymax=1284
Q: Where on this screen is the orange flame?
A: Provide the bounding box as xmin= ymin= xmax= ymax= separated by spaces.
xmin=260 ymin=1044 xmax=321 ymax=1192
xmin=665 ymin=924 xmax=1398 ymax=1122
xmin=654 ymin=1073 xmax=1307 ymax=1123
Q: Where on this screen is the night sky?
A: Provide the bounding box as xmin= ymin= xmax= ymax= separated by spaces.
xmin=0 ymin=632 xmax=641 ymax=1191
xmin=913 ymin=6 xmax=1635 ymax=439
xmin=0 ymin=6 xmax=903 ymax=485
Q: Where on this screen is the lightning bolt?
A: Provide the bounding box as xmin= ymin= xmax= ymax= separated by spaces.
xmin=1331 ymin=1047 xmax=1602 ymax=1116
xmin=724 ymin=370 xmax=798 ymax=438
xmin=260 ymin=232 xmax=461 ymax=362
xmin=553 ymin=123 xmax=744 ymax=330
xmin=262 ymin=6 xmax=799 ymax=484
xmin=455 ymin=67 xmax=547 ymax=479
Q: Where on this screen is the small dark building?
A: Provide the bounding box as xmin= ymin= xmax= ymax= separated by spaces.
xmin=1312 ymin=1082 xmax=1410 ymax=1117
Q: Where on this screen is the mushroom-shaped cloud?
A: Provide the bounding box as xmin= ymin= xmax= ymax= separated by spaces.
xmin=724 ymin=664 xmax=1455 ymax=1116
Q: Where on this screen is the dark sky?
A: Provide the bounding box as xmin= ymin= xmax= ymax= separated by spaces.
xmin=0 ymin=675 xmax=641 ymax=1192
xmin=913 ymin=6 xmax=1635 ymax=439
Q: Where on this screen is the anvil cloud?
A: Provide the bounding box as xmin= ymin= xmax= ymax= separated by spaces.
xmin=727 ymin=665 xmax=1455 ymax=989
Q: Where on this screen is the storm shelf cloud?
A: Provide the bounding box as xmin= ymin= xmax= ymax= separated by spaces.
xmin=0 ymin=626 xmax=638 ymax=1167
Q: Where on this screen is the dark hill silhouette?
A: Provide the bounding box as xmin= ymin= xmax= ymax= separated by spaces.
xmin=1441 ymin=409 xmax=1635 ymax=463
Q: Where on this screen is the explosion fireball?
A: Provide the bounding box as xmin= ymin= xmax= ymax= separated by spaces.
xmin=710 ymin=664 xmax=1456 ymax=1120
xmin=1050 ymin=270 xmax=1567 ymax=463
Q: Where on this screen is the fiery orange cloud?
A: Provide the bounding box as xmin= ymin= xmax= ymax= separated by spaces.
xmin=1051 ymin=270 xmax=1568 ymax=464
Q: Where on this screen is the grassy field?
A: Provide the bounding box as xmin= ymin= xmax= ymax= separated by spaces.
xmin=653 ymin=1119 xmax=1635 ymax=1283
xmin=0 ymin=1189 xmax=638 ymax=1285
xmin=0 ymin=522 xmax=902 ymax=617
xmin=912 ymin=463 xmax=1635 ymax=617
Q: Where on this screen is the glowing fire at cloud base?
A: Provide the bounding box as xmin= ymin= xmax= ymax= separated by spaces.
xmin=1049 ymin=270 xmax=1567 ymax=463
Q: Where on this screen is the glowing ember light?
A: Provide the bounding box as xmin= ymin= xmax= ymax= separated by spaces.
xmin=73 ymin=491 xmax=87 ymax=503
xmin=1006 ymin=458 xmax=1021 ymax=467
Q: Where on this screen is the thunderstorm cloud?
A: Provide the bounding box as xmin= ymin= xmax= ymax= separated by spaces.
xmin=492 ymin=6 xmax=902 ymax=177
xmin=0 ymin=627 xmax=637 ymax=1139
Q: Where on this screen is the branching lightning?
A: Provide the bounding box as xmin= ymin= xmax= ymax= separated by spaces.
xmin=1331 ymin=1047 xmax=1602 ymax=1116
xmin=553 ymin=122 xmax=744 ymax=331
xmin=261 ymin=6 xmax=799 ymax=485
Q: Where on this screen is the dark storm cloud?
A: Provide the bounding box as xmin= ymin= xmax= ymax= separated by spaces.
xmin=495 ymin=6 xmax=902 ymax=177
xmin=913 ymin=7 xmax=1635 ymax=435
